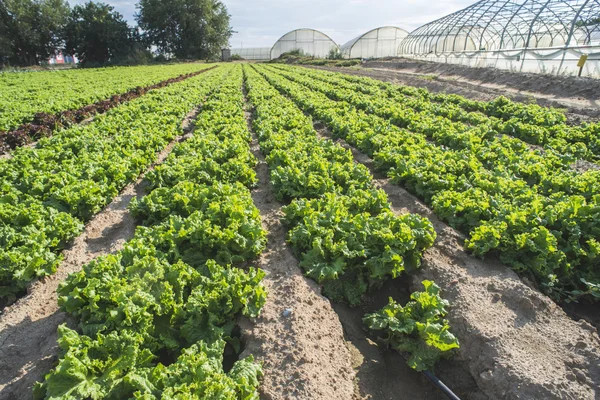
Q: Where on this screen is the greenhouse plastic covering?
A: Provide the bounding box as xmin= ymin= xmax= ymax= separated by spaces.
xmin=230 ymin=47 xmax=272 ymax=60
xmin=341 ymin=27 xmax=409 ymax=59
xmin=271 ymin=29 xmax=339 ymax=59
xmin=399 ymin=0 xmax=600 ymax=77
xmin=400 ymin=0 xmax=600 ymax=54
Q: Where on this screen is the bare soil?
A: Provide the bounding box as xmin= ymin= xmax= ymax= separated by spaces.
xmin=0 ymin=108 xmax=201 ymax=399
xmin=316 ymin=123 xmax=600 ymax=400
xmin=238 ymin=101 xmax=356 ymax=399
xmin=308 ymin=60 xmax=600 ymax=121
xmin=366 ymin=58 xmax=600 ymax=104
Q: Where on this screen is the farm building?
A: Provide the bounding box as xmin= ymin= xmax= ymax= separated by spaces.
xmin=230 ymin=47 xmax=272 ymax=60
xmin=398 ymin=0 xmax=600 ymax=77
xmin=340 ymin=26 xmax=409 ymax=59
xmin=271 ymin=28 xmax=339 ymax=59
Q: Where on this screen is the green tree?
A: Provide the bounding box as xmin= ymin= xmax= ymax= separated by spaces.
xmin=0 ymin=0 xmax=70 ymax=66
xmin=64 ymin=2 xmax=139 ymax=66
xmin=136 ymin=0 xmax=232 ymax=60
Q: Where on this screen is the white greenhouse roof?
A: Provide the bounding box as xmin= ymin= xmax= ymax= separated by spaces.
xmin=271 ymin=28 xmax=340 ymax=59
xmin=340 ymin=26 xmax=409 ymax=59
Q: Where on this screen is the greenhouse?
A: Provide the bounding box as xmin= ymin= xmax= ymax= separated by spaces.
xmin=271 ymin=29 xmax=339 ymax=59
xmin=341 ymin=26 xmax=409 ymax=59
xmin=399 ymin=0 xmax=600 ymax=77
xmin=230 ymin=47 xmax=271 ymax=60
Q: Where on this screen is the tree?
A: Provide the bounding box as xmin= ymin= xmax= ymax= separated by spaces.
xmin=0 ymin=0 xmax=69 ymax=66
xmin=136 ymin=0 xmax=232 ymax=60
xmin=64 ymin=2 xmax=138 ymax=66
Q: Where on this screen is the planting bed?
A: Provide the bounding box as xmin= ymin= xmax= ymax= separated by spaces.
xmin=1 ymin=62 xmax=599 ymax=400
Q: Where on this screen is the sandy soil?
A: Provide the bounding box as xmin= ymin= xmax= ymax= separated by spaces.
xmin=0 ymin=108 xmax=201 ymax=399
xmin=238 ymin=99 xmax=356 ymax=399
xmin=365 ymin=58 xmax=600 ymax=103
xmin=308 ymin=62 xmax=600 ymax=122
xmin=316 ymin=124 xmax=600 ymax=400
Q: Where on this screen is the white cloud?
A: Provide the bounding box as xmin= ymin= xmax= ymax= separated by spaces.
xmin=68 ymin=0 xmax=475 ymax=48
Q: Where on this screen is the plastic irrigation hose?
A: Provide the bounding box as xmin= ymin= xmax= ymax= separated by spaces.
xmin=423 ymin=370 xmax=462 ymax=400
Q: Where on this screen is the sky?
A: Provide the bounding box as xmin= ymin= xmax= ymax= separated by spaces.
xmin=68 ymin=0 xmax=476 ymax=48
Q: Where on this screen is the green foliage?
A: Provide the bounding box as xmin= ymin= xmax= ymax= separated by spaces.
xmin=0 ymin=62 xmax=213 ymax=132
xmin=58 ymin=242 xmax=266 ymax=348
xmin=258 ymin=63 xmax=600 ymax=302
xmin=327 ymin=47 xmax=343 ymax=60
xmin=64 ymin=1 xmax=139 ymax=66
xmin=136 ymin=0 xmax=232 ymax=60
xmin=0 ymin=191 xmax=83 ymax=301
xmin=37 ymin=66 xmax=266 ymax=399
xmin=34 ymin=326 xmax=263 ymax=400
xmin=364 ymin=281 xmax=460 ymax=372
xmin=131 ymin=197 xmax=266 ymax=268
xmin=0 ymin=66 xmax=222 ymax=305
xmin=244 ymin=65 xmax=436 ymax=305
xmin=283 ymin=191 xmax=435 ymax=305
xmin=0 ymin=0 xmax=70 ymax=66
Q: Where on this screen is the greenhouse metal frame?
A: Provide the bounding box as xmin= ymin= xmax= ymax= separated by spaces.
xmin=399 ymin=0 xmax=600 ymax=77
xmin=271 ymin=28 xmax=340 ymax=59
xmin=341 ymin=26 xmax=409 ymax=59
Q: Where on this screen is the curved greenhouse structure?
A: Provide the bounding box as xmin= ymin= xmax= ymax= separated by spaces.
xmin=271 ymin=29 xmax=339 ymax=59
xmin=341 ymin=26 xmax=409 ymax=59
xmin=399 ymin=0 xmax=600 ymax=77
xmin=230 ymin=47 xmax=271 ymax=60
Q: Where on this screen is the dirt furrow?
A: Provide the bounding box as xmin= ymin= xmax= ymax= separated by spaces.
xmin=313 ymin=123 xmax=600 ymax=400
xmin=238 ymin=96 xmax=355 ymax=400
xmin=0 ymin=107 xmax=202 ymax=399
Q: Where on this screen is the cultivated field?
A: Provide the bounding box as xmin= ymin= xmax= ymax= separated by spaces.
xmin=0 ymin=62 xmax=599 ymax=400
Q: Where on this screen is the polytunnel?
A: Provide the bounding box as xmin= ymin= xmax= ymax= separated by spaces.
xmin=399 ymin=0 xmax=600 ymax=77
xmin=230 ymin=47 xmax=271 ymax=60
xmin=341 ymin=26 xmax=409 ymax=59
xmin=271 ymin=29 xmax=339 ymax=59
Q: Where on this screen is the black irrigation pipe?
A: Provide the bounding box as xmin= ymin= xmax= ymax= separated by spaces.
xmin=423 ymin=370 xmax=462 ymax=400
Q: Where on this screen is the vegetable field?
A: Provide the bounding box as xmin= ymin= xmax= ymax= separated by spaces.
xmin=0 ymin=62 xmax=599 ymax=400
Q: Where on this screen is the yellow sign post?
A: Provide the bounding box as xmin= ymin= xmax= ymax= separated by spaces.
xmin=577 ymin=54 xmax=588 ymax=77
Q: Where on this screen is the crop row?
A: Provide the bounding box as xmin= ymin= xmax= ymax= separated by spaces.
xmin=255 ymin=64 xmax=600 ymax=302
xmin=267 ymin=65 xmax=600 ymax=199
xmin=277 ymin=65 xmax=600 ymax=162
xmin=0 ymin=65 xmax=216 ymax=154
xmin=245 ymin=64 xmax=436 ymax=304
xmin=0 ymin=63 xmax=214 ymax=132
xmin=36 ymin=65 xmax=268 ymax=399
xmin=0 ymin=67 xmax=222 ymax=305
xmin=243 ymin=65 xmax=458 ymax=371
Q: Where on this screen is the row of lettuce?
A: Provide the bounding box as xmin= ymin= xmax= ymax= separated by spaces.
xmin=256 ymin=64 xmax=600 ymax=303
xmin=0 ymin=63 xmax=214 ymax=133
xmin=244 ymin=65 xmax=459 ymax=372
xmin=8 ymin=61 xmax=458 ymax=398
xmin=0 ymin=66 xmax=216 ymax=155
xmin=293 ymin=65 xmax=599 ymax=162
xmin=0 ymin=66 xmax=222 ymax=305
xmin=35 ymin=66 xmax=270 ymax=399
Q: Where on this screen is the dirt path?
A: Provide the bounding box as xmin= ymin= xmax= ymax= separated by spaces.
xmin=364 ymin=58 xmax=600 ymax=107
xmin=313 ymin=123 xmax=600 ymax=400
xmin=238 ymin=99 xmax=355 ymax=399
xmin=0 ymin=108 xmax=201 ymax=399
xmin=308 ymin=64 xmax=600 ymax=122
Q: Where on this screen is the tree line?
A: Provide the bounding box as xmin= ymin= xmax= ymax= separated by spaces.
xmin=0 ymin=0 xmax=232 ymax=67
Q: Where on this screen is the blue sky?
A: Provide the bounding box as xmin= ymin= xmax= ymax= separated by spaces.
xmin=68 ymin=0 xmax=475 ymax=48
